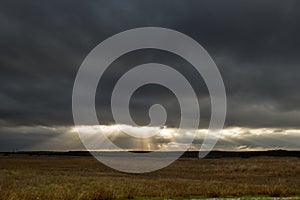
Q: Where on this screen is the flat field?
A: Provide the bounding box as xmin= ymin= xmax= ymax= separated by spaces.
xmin=0 ymin=155 xmax=299 ymax=199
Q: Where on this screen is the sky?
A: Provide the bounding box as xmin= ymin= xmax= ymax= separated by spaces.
xmin=0 ymin=0 xmax=300 ymax=151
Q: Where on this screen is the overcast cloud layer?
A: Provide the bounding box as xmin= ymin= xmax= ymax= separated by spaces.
xmin=1 ymin=125 xmax=299 ymax=152
xmin=0 ymin=1 xmax=300 ymax=151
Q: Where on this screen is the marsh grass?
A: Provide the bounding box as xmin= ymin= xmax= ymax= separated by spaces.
xmin=0 ymin=155 xmax=299 ymax=199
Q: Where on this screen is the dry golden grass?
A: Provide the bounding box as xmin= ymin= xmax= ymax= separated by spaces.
xmin=0 ymin=155 xmax=299 ymax=199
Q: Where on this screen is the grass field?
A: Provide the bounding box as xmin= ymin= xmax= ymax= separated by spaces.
xmin=0 ymin=155 xmax=299 ymax=199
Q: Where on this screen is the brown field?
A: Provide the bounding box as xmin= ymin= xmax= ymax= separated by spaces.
xmin=0 ymin=155 xmax=299 ymax=200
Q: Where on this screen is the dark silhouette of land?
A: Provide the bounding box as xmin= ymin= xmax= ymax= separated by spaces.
xmin=1 ymin=149 xmax=299 ymax=158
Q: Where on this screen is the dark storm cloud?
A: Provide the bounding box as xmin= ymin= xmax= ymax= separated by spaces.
xmin=0 ymin=126 xmax=83 ymax=151
xmin=0 ymin=0 xmax=300 ymax=128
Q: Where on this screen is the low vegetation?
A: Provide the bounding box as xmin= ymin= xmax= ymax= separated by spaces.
xmin=0 ymin=155 xmax=299 ymax=199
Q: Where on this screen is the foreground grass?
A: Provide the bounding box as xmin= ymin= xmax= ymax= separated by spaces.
xmin=0 ymin=155 xmax=299 ymax=199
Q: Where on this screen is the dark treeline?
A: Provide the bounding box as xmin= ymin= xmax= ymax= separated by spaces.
xmin=1 ymin=150 xmax=299 ymax=158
